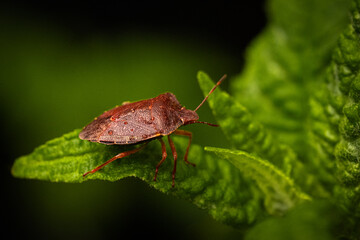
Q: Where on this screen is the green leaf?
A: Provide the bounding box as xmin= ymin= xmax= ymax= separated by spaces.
xmin=12 ymin=129 xmax=265 ymax=227
xmin=205 ymin=147 xmax=310 ymax=215
xmin=197 ymin=72 xmax=295 ymax=172
xmin=197 ymin=71 xmax=327 ymax=197
xmin=231 ymin=0 xmax=351 ymax=154
xmin=230 ymin=0 xmax=351 ymax=192
xmin=324 ymin=0 xmax=360 ymax=219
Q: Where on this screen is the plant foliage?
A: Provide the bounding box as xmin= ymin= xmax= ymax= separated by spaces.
xmin=12 ymin=0 xmax=360 ymax=238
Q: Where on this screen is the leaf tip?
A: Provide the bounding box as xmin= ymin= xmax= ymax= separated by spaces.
xmin=196 ymin=70 xmax=208 ymax=80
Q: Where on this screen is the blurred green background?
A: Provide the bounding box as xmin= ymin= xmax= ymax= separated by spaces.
xmin=2 ymin=1 xmax=265 ymax=239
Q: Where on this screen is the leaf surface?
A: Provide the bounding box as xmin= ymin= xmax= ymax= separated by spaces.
xmin=197 ymin=71 xmax=326 ymax=197
xmin=205 ymin=147 xmax=310 ymax=215
xmin=12 ymin=129 xmax=264 ymax=227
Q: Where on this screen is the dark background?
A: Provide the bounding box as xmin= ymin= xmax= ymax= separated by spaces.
xmin=2 ymin=1 xmax=266 ymax=239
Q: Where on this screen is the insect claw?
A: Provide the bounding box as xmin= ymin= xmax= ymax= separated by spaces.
xmin=186 ymin=162 xmax=196 ymax=167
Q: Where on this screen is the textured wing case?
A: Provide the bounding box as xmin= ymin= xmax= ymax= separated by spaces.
xmin=79 ymin=93 xmax=185 ymax=145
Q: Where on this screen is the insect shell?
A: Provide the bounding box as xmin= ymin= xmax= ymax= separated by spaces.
xmin=79 ymin=74 xmax=226 ymax=187
xmin=79 ymin=92 xmax=199 ymax=145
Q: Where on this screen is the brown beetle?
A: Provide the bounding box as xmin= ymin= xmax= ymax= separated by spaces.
xmin=79 ymin=74 xmax=226 ymax=187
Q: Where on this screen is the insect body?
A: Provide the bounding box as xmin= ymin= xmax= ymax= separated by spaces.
xmin=79 ymin=74 xmax=226 ymax=187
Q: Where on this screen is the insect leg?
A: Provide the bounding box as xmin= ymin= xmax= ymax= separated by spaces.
xmin=167 ymin=135 xmax=177 ymax=188
xmin=153 ymin=138 xmax=167 ymax=182
xmin=173 ymin=129 xmax=196 ymax=167
xmin=83 ymin=142 xmax=149 ymax=177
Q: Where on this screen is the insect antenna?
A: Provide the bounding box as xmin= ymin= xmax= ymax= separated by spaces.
xmin=194 ymin=74 xmax=227 ymax=112
xmin=184 ymin=120 xmax=219 ymax=127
